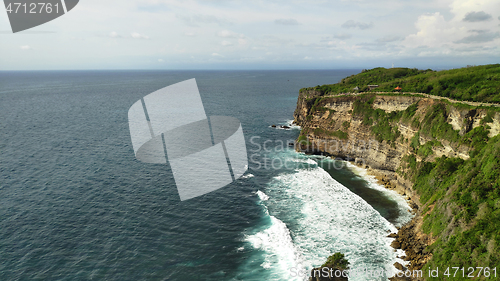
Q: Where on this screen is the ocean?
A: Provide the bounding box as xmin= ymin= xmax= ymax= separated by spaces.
xmin=0 ymin=70 xmax=412 ymax=280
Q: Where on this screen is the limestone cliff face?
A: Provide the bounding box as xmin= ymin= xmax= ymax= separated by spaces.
xmin=294 ymin=91 xmax=500 ymax=202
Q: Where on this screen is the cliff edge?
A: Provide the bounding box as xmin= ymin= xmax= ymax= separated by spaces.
xmin=294 ymin=66 xmax=500 ymax=280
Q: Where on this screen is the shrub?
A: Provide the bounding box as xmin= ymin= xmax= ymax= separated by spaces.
xmin=322 ymin=252 xmax=349 ymax=270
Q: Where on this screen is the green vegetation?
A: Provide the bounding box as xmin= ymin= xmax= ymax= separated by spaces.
xmin=410 ymin=132 xmax=420 ymax=151
xmin=302 ymin=64 xmax=500 ymax=103
xmin=405 ymin=135 xmax=500 ymax=280
xmin=310 ymin=97 xmax=323 ymax=113
xmin=342 ymin=121 xmax=350 ymax=130
xmin=313 ymin=128 xmax=348 ymax=140
xmin=351 ymin=95 xmax=403 ymax=144
xmin=331 ymin=130 xmax=348 ymax=140
xmin=394 ymin=111 xmax=499 ymax=280
xmin=297 ymin=135 xmax=311 ymax=146
xmin=420 ymin=104 xmax=461 ymax=143
xmin=322 ymin=252 xmax=349 ymax=270
xmin=417 ymin=140 xmax=443 ymax=158
xmin=480 ymin=111 xmax=494 ymax=124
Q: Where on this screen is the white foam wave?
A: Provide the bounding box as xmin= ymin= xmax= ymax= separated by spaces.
xmin=256 ymin=190 xmax=269 ymax=201
xmin=285 ymin=119 xmax=301 ymax=130
xmin=262 ymin=167 xmax=402 ymax=280
xmin=241 ymin=173 xmax=255 ymax=179
xmin=345 ymin=162 xmax=413 ymax=227
xmin=245 ymin=212 xmax=305 ymax=280
xmin=289 ymin=158 xmax=317 ymax=165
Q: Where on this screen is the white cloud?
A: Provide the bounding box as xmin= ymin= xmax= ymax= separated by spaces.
xmin=177 ymin=14 xmax=230 ymax=27
xmin=455 ymin=30 xmax=500 ymax=43
xmin=109 ymin=31 xmax=121 ymax=38
xmin=275 ymin=18 xmax=299 ymax=25
xmin=403 ymin=12 xmax=461 ymax=48
xmin=1 ymin=0 xmax=499 ymax=70
xmin=217 ymin=30 xmax=247 ymax=46
xmin=20 ymin=45 xmax=32 ymax=50
xmin=217 ymin=30 xmax=242 ymax=38
xmin=376 ymin=35 xmax=403 ymax=43
xmin=333 ymin=33 xmax=352 ymax=40
xmin=400 ymin=0 xmax=500 ymax=58
xmin=131 ymin=32 xmax=149 ymax=39
xmin=341 ymin=20 xmax=373 ymax=30
xmin=158 ymin=59 xmax=164 ymax=62
xmin=462 ymin=11 xmax=492 ymax=22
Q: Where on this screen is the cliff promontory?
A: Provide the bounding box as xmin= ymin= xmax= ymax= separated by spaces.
xmin=295 ymin=65 xmax=500 ymax=280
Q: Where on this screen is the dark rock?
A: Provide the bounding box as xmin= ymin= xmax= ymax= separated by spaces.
xmin=394 ymin=262 xmax=404 ymax=271
xmin=281 ymin=125 xmax=291 ymax=129
xmin=271 ymin=125 xmax=276 ymax=127
xmin=388 ymin=217 xmax=431 ymax=279
xmin=391 ymin=240 xmax=401 ymax=248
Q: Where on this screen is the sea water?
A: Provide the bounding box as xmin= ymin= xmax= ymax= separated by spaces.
xmin=0 ymin=70 xmax=411 ymax=280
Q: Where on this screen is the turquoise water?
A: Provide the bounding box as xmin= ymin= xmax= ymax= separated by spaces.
xmin=0 ymin=70 xmax=410 ymax=280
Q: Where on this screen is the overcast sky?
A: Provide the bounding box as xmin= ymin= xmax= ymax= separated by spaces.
xmin=1 ymin=0 xmax=499 ymax=70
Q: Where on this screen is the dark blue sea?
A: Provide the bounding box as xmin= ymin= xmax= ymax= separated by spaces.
xmin=0 ymin=70 xmax=412 ymax=281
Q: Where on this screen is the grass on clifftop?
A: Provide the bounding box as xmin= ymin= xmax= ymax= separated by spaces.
xmin=301 ymin=64 xmax=500 ymax=103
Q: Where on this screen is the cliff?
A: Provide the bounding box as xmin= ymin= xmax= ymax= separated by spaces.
xmin=294 ymin=67 xmax=500 ymax=280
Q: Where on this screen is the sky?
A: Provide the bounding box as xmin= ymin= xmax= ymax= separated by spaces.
xmin=0 ymin=0 xmax=499 ymax=70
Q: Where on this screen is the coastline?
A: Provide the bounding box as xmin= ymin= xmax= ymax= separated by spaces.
xmin=293 ymin=66 xmax=500 ymax=280
xmin=352 ymin=162 xmax=433 ymax=280
xmin=289 ymin=120 xmax=430 ymax=280
xmin=310 ymin=153 xmax=431 ymax=280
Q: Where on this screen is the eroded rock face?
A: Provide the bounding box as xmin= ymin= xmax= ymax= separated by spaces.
xmin=293 ymin=92 xmax=498 ymax=173
xmin=293 ymin=92 xmax=499 ymax=199
xmin=372 ymin=95 xmax=421 ymax=113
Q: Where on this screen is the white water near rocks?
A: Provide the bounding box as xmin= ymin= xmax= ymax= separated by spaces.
xmin=345 ymin=162 xmax=413 ymax=228
xmin=245 ymin=151 xmax=412 ymax=281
